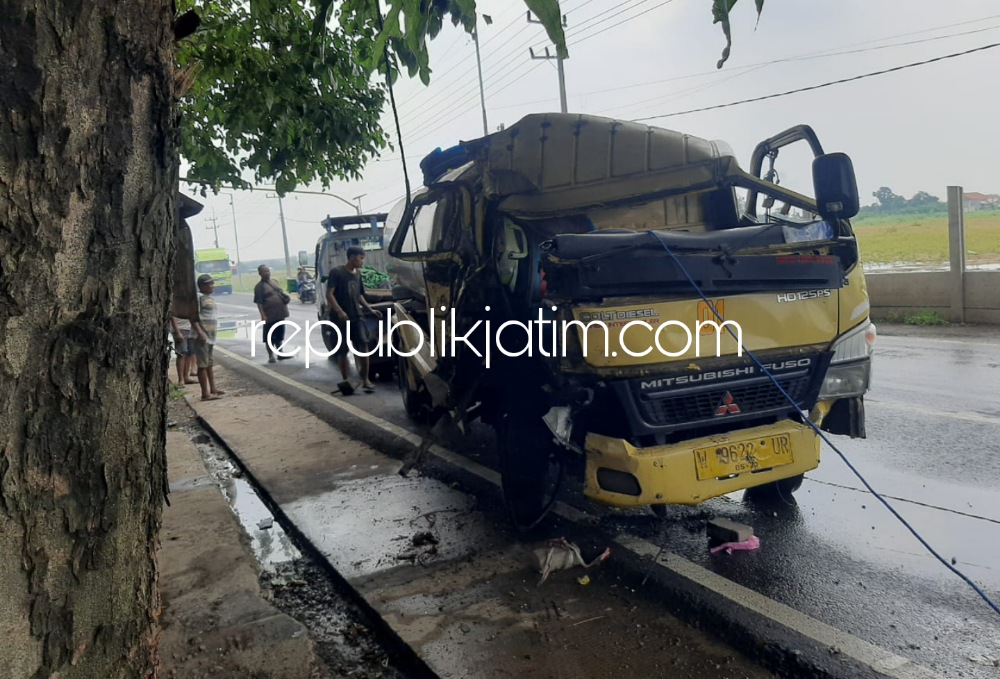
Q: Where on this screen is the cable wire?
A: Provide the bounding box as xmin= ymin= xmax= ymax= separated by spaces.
xmin=569 ymin=0 xmax=677 ymax=46
xmin=646 ymin=231 xmax=1000 ymax=618
xmin=632 ymin=41 xmax=1000 ymax=121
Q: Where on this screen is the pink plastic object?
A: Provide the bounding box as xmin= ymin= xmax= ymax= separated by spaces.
xmin=710 ymin=534 xmax=760 ymax=555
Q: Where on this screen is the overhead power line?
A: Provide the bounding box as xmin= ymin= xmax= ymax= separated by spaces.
xmin=395 ymin=0 xmax=656 ymax=129
xmin=569 ymin=0 xmax=677 ymax=46
xmin=632 ymin=41 xmax=1000 ymax=122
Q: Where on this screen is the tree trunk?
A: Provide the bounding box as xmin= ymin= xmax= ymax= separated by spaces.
xmin=0 ymin=2 xmax=175 ymax=676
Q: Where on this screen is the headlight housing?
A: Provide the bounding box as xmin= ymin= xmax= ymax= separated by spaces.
xmin=819 ymin=320 xmax=876 ymax=398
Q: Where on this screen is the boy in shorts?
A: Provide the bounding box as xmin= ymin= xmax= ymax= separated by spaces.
xmin=170 ymin=314 xmax=196 ymax=387
xmin=193 ymin=274 xmax=225 ymax=401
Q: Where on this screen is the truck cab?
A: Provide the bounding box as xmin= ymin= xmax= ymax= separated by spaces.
xmin=385 ymin=114 xmax=873 ymax=529
xmin=193 ymin=248 xmax=233 ymax=295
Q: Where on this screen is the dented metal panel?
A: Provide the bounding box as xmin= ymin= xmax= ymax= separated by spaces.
xmin=468 ymin=114 xmax=740 ymax=214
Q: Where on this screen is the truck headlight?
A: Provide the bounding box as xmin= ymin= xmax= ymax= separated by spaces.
xmin=819 ymin=321 xmax=876 ymax=398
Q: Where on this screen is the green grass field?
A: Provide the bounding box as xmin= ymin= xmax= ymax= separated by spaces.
xmin=852 ymin=210 xmax=1000 ymax=265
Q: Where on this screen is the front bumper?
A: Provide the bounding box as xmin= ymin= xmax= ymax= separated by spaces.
xmin=583 ymin=420 xmax=820 ymax=507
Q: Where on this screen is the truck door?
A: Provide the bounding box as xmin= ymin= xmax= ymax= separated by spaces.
xmin=387 ymin=184 xmax=473 ymax=317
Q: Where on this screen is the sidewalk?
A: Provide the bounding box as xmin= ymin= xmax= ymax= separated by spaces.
xmin=183 ymin=366 xmax=782 ymax=679
xmin=158 ymin=425 xmax=324 ymax=678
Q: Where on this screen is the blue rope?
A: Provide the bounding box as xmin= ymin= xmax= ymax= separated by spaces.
xmin=647 ymin=230 xmax=1000 ymax=617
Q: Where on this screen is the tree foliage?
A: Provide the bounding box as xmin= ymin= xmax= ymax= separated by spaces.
xmin=176 ymin=0 xmax=388 ymax=194
xmin=177 ymin=0 xmax=765 ymax=194
xmin=712 ymin=0 xmax=766 ymax=68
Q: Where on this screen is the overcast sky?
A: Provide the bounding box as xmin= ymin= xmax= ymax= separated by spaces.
xmin=185 ymin=0 xmax=1000 ymax=265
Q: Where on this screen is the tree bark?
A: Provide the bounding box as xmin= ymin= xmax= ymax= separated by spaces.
xmin=0 ymin=1 xmax=175 ymax=676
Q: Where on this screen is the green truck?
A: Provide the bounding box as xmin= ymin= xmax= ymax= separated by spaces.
xmin=194 ymin=248 xmax=233 ymax=294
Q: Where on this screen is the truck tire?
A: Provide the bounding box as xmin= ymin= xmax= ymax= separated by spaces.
xmin=398 ymin=356 xmax=440 ymax=425
xmin=496 ymin=411 xmax=564 ymax=531
xmin=743 ymin=473 xmax=804 ymax=502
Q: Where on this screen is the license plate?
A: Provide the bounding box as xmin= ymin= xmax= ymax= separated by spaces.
xmin=693 ymin=434 xmax=794 ymax=481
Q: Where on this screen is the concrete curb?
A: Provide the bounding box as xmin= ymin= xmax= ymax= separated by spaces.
xmin=210 ymin=345 xmax=942 ymax=679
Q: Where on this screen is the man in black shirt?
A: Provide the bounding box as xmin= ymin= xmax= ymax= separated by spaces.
xmin=328 ymin=246 xmax=382 ymax=390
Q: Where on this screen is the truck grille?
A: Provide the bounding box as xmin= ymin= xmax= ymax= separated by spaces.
xmin=622 ymin=352 xmax=832 ymax=433
xmin=637 ymin=374 xmax=814 ymax=427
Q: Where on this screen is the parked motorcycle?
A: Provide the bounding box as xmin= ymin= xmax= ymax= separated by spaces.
xmin=298 ymin=279 xmax=316 ymax=304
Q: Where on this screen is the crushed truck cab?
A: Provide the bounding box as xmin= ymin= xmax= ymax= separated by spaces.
xmin=385 ymin=113 xmax=874 ymax=529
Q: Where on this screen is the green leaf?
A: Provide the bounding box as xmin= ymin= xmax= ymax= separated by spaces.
xmin=371 ymin=4 xmax=402 ymax=72
xmin=711 ymin=0 xmax=737 ymax=68
xmin=524 ymin=0 xmax=567 ymax=59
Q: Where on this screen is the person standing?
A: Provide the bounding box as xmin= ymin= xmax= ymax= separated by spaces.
xmin=328 ymin=246 xmax=382 ymax=391
xmin=169 ymin=313 xmax=196 ymax=388
xmin=193 ymin=274 xmax=224 ymax=400
xmin=253 ymin=264 xmax=291 ymax=363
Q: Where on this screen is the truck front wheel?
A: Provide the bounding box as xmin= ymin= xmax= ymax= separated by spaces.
xmin=398 ymin=356 xmax=441 ymax=425
xmin=496 ymin=411 xmax=564 ymax=531
xmin=743 ymin=473 xmax=804 ymax=502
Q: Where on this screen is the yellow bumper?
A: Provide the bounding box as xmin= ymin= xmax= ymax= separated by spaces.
xmin=583 ymin=420 xmax=820 ymax=507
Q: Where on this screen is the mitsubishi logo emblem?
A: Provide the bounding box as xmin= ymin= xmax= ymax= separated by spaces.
xmin=715 ymin=392 xmax=741 ymax=416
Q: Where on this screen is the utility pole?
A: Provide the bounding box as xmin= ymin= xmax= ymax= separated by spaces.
xmin=473 ymin=14 xmax=493 ymax=136
xmin=528 ymin=12 xmax=568 ymax=113
xmin=223 ymin=193 xmax=243 ymax=284
xmin=267 ymin=194 xmax=293 ymax=282
xmin=353 ymin=193 xmax=366 ymax=215
xmin=206 ymin=209 xmax=221 ymax=248
xmin=276 ymin=195 xmax=292 ymax=282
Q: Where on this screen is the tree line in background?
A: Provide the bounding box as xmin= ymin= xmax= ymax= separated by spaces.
xmin=859 ymin=186 xmax=1000 ymax=218
xmin=859 ymin=187 xmax=947 ymax=217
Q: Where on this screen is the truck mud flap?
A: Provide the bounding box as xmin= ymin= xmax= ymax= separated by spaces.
xmin=819 ymin=396 xmax=866 ymax=439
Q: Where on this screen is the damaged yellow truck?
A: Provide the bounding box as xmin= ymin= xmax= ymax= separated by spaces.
xmin=386 ymin=114 xmax=875 ymax=529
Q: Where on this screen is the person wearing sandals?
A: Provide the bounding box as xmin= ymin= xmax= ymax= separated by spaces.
xmin=193 ymin=274 xmax=225 ymax=401
xmin=253 ymin=264 xmax=291 ymax=363
xmin=327 ymin=246 xmax=382 ymax=392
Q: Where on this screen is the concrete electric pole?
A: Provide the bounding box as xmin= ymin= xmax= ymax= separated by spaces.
xmin=276 ymin=195 xmax=292 ymax=281
xmin=205 ymin=209 xmax=221 ymax=248
xmin=266 ymin=193 xmax=293 ymax=282
xmin=220 ymin=192 xmax=243 ymax=283
xmin=473 ymin=14 xmax=493 ymax=136
xmin=527 ymin=12 xmax=568 ymax=113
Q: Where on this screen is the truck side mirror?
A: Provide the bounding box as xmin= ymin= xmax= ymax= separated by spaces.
xmin=813 ymin=153 xmax=859 ymax=220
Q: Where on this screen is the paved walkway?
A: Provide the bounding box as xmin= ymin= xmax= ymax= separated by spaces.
xmin=158 ymin=428 xmax=323 ymax=678
xmin=187 ymin=390 xmax=775 ymax=679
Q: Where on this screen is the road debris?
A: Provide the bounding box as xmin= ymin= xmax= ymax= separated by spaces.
xmin=411 ymin=531 xmax=439 ymax=547
xmin=710 ymin=534 xmax=760 ymax=555
xmin=706 ymin=518 xmax=754 ymax=544
xmin=532 ymin=537 xmax=610 ymax=586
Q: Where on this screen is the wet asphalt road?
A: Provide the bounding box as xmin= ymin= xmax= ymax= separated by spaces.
xmin=214 ymin=292 xmax=1000 ymax=677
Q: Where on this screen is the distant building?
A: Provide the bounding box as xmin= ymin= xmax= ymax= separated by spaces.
xmin=963 ymin=192 xmax=992 ymax=211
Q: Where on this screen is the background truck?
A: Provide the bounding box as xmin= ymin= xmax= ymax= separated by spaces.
xmin=385 ymin=113 xmax=875 ymax=529
xmin=193 ymin=247 xmax=233 ymax=294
